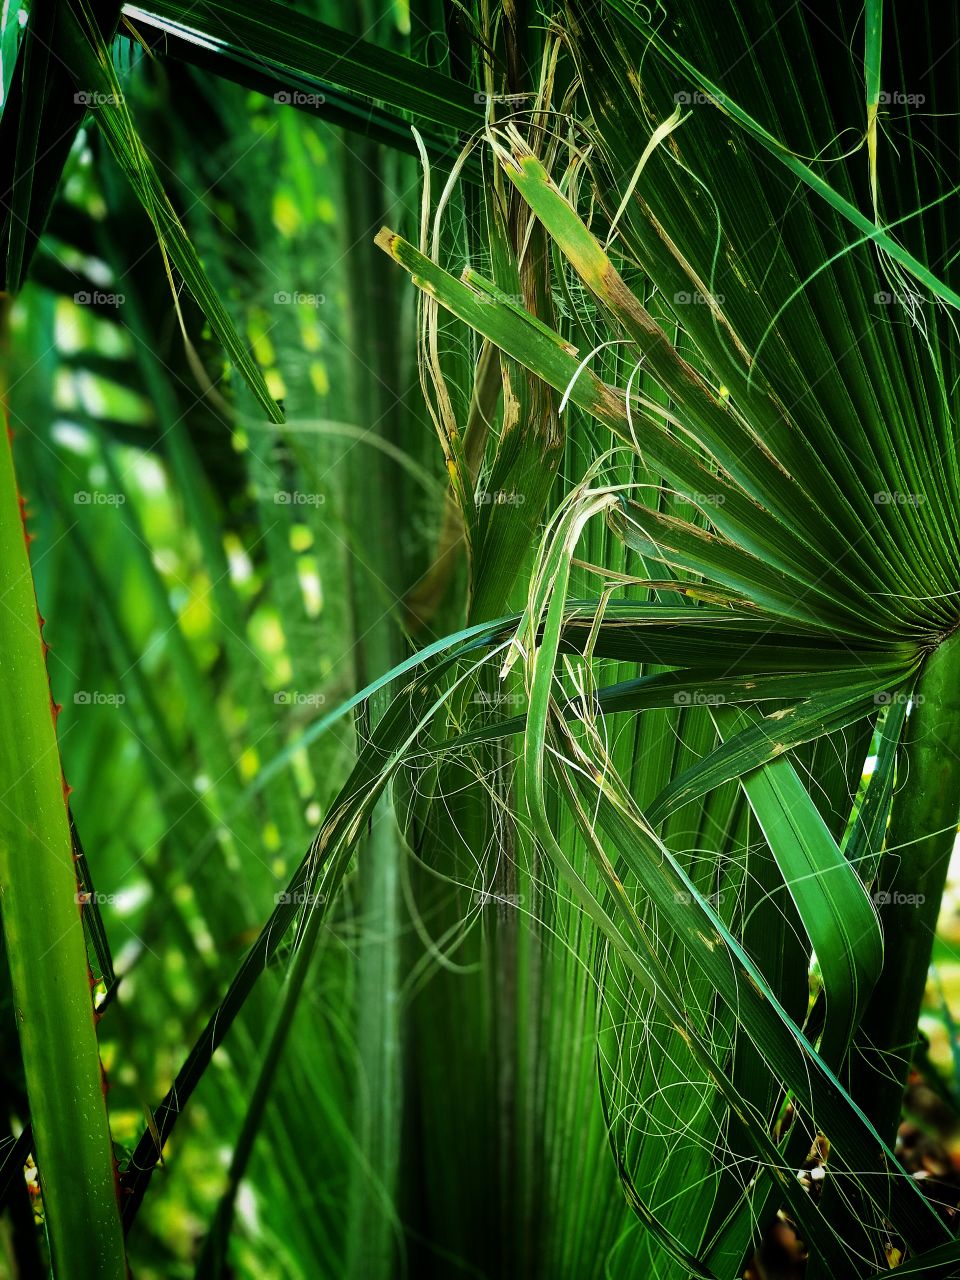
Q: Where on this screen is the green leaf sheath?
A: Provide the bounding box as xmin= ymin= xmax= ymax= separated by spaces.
xmin=854 ymin=631 xmax=960 ymax=1145
xmin=0 ymin=371 xmax=126 ymax=1275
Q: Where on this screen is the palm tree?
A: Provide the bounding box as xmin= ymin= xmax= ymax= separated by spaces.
xmin=3 ymin=1 xmax=960 ymax=1276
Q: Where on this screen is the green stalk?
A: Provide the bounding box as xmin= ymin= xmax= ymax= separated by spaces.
xmin=340 ymin=116 xmax=406 ymax=1280
xmin=0 ymin=319 xmax=126 ymax=1278
xmin=855 ymin=629 xmax=960 ymax=1145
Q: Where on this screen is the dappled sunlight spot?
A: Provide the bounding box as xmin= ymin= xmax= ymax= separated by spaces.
xmin=226 ymin=535 xmax=255 ymax=585
xmin=265 ymin=368 xmax=286 ymax=400
xmin=250 ymin=328 xmax=275 ymax=368
xmin=272 ymin=189 xmax=301 ymax=237
xmin=112 ymin=884 xmax=151 ymax=917
xmin=177 ymin=582 xmax=215 ymax=642
xmin=239 ymin=747 xmax=260 ymax=781
xmin=289 ymin=522 xmax=313 ymax=552
xmin=235 ymin=1182 xmax=261 ymax=1234
xmin=126 ymin=452 xmax=167 ymax=495
xmin=50 ymin=420 xmax=95 ymax=455
xmin=309 ymin=359 xmax=330 ymax=396
xmin=249 ymin=607 xmax=288 ymax=664
xmin=296 ymin=556 xmax=322 ymax=617
xmin=933 ymin=838 xmax=960 ymax=946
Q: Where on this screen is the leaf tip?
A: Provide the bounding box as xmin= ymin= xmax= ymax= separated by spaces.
xmin=374 ymin=226 xmax=400 ymax=257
